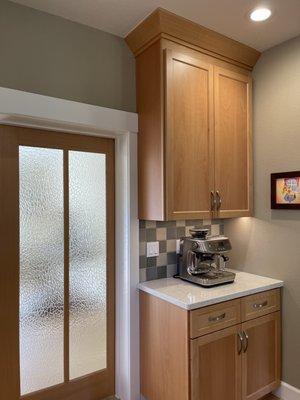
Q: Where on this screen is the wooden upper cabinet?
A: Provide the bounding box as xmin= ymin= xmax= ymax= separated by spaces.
xmin=214 ymin=67 xmax=253 ymax=218
xmin=127 ymin=8 xmax=259 ymax=220
xmin=165 ymin=50 xmax=214 ymax=220
xmin=191 ymin=325 xmax=242 ymax=400
xmin=241 ymin=312 xmax=281 ymax=400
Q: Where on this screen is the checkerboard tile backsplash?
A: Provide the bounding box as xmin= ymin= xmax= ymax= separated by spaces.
xmin=139 ymin=219 xmax=224 ymax=282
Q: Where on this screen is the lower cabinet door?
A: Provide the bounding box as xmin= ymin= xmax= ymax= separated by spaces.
xmin=190 ymin=325 xmax=242 ymax=400
xmin=242 ymin=312 xmax=281 ymax=400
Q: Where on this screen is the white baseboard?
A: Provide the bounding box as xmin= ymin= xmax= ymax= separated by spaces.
xmin=274 ymin=382 xmax=300 ymax=400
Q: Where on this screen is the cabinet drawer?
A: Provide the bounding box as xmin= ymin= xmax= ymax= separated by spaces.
xmin=241 ymin=289 xmax=281 ymax=321
xmin=189 ymin=299 xmax=241 ymax=339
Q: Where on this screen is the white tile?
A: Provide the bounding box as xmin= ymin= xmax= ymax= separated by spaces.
xmin=211 ymin=224 xmax=220 ymax=236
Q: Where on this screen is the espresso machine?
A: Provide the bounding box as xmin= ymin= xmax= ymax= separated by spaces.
xmin=177 ymin=228 xmax=236 ymax=287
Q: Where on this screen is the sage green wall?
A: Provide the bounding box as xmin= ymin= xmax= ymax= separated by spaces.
xmin=225 ymin=35 xmax=300 ymax=389
xmin=0 ymin=0 xmax=136 ymax=112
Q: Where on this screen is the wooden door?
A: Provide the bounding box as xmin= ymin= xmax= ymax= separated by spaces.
xmin=165 ymin=49 xmax=214 ymax=220
xmin=214 ymin=66 xmax=252 ymax=218
xmin=242 ymin=312 xmax=281 ymax=400
xmin=190 ymin=324 xmax=242 ymax=400
xmin=0 ymin=125 xmax=115 ymax=400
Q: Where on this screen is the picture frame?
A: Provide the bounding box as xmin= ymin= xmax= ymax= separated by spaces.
xmin=271 ymin=171 xmax=300 ymax=209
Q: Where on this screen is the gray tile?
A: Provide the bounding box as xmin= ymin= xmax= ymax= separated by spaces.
xmin=145 ymin=220 xmax=156 ymax=228
xmin=167 ymin=252 xmax=177 ymax=264
xmin=167 ymin=226 xmax=177 ymax=239
xmin=139 ymin=241 xmax=146 ymax=256
xmin=157 ymin=266 xmax=167 ymax=279
xmin=177 ymin=226 xmax=186 ymax=238
xmin=139 ymin=268 xmax=147 ymax=282
xmin=139 ymin=255 xmax=146 ymax=269
xmin=159 ymin=240 xmax=167 ymax=253
xmin=157 ymin=220 xmax=176 ymax=227
xmin=186 ymin=219 xmax=202 ymax=226
xmin=213 ymin=218 xmax=223 ymax=225
xmin=139 ymin=229 xmax=146 ymax=242
xmin=146 ymin=267 xmax=158 ymax=281
xmin=157 ymin=253 xmax=167 ymax=267
xmin=156 ymin=221 xmax=167 ymax=228
xmin=220 ymin=224 xmax=225 ymax=234
xmin=139 ymin=220 xmax=146 ymax=229
xmin=167 ymin=264 xmax=178 ymax=277
xmin=176 ymin=220 xmax=186 ymax=227
xmin=146 ymin=228 xmax=156 ymax=242
xmin=147 ymin=257 xmax=157 ymax=268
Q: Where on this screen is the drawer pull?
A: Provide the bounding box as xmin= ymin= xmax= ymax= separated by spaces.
xmin=252 ymin=300 xmax=268 ymax=309
xmin=208 ymin=312 xmax=226 ymax=322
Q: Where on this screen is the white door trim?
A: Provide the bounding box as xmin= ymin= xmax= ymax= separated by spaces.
xmin=274 ymin=382 xmax=300 ymax=400
xmin=0 ymin=87 xmax=140 ymax=400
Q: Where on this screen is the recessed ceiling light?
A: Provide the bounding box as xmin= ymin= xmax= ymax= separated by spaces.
xmin=250 ymin=8 xmax=272 ymax=22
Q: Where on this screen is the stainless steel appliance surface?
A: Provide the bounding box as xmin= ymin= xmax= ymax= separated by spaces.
xmin=177 ymin=228 xmax=236 ymax=287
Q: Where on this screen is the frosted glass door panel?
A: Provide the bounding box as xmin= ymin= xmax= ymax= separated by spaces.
xmin=19 ymin=147 xmax=64 ymax=395
xmin=69 ymin=151 xmax=107 ymax=379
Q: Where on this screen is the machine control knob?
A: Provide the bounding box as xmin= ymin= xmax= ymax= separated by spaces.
xmin=191 ymin=242 xmax=198 ymax=250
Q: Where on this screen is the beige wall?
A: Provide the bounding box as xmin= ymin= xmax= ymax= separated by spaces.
xmin=225 ymin=35 xmax=300 ymax=389
xmin=0 ymin=0 xmax=136 ymax=112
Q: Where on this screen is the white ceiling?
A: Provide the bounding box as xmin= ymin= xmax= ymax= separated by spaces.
xmin=10 ymin=0 xmax=300 ymax=51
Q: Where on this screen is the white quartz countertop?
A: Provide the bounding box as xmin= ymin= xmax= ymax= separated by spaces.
xmin=138 ymin=270 xmax=283 ymax=310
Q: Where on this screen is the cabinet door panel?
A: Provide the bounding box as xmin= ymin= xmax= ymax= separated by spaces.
xmin=242 ymin=312 xmax=281 ymax=400
xmin=214 ymin=67 xmax=252 ymax=218
xmin=191 ymin=325 xmax=242 ymax=400
xmin=165 ymin=50 xmax=214 ymax=220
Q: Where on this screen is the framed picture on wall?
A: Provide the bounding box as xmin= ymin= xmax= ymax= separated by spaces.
xmin=271 ymin=171 xmax=300 ymax=209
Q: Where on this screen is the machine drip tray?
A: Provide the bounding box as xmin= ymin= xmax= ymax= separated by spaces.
xmin=176 ymin=270 xmax=236 ymax=287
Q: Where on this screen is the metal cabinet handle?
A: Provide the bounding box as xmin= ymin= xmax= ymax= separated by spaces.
xmin=243 ymin=331 xmax=249 ymax=353
xmin=210 ymin=191 xmax=216 ymax=211
xmin=252 ymin=300 xmax=268 ymax=309
xmin=208 ymin=312 xmax=226 ymax=323
xmin=237 ymin=332 xmax=243 ymax=355
xmin=216 ymin=190 xmax=222 ymax=211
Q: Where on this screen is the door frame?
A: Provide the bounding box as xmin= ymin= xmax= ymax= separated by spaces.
xmin=0 ymin=87 xmax=140 ymax=400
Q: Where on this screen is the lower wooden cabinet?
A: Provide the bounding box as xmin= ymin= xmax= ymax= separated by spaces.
xmin=190 ymin=312 xmax=281 ymax=400
xmin=140 ymin=289 xmax=281 ymax=400
xmin=191 ymin=325 xmax=242 ymax=400
xmin=241 ymin=312 xmax=281 ymax=400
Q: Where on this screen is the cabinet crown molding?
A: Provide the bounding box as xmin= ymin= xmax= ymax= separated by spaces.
xmin=125 ymin=8 xmax=261 ymax=69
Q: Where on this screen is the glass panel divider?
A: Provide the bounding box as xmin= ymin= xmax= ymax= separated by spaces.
xmin=63 ymin=150 xmax=70 ymax=382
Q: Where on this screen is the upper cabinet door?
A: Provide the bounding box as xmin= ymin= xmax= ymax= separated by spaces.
xmin=165 ymin=50 xmax=214 ymax=220
xmin=214 ymin=67 xmax=253 ymax=218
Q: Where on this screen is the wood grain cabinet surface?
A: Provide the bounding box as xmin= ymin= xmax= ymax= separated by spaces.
xmin=126 ymin=9 xmax=259 ymax=220
xmin=140 ymin=289 xmax=281 ymax=400
xmin=191 ymin=325 xmax=242 ymax=400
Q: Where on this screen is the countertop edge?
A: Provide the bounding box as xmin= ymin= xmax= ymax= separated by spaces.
xmin=138 ymin=284 xmax=190 ymax=309
xmin=138 ymin=280 xmax=284 ymax=310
